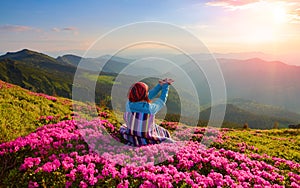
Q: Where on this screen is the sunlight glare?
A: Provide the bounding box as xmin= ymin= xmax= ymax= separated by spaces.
xmin=272 ymin=6 xmax=287 ymax=24
xmin=245 ymin=27 xmax=275 ymax=43
xmin=236 ymin=2 xmax=290 ymax=44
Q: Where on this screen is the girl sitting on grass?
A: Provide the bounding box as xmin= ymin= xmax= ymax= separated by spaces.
xmin=120 ymin=78 xmax=174 ymax=146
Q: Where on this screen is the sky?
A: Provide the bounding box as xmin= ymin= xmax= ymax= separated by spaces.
xmin=1 ymin=0 xmax=300 ymax=65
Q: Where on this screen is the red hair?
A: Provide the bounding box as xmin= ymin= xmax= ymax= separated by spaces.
xmin=128 ymin=82 xmax=150 ymax=102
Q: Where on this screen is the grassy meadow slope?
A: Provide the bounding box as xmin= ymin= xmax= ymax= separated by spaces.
xmin=0 ymin=80 xmax=299 ymax=187
xmin=213 ymin=128 xmax=300 ymax=162
xmin=0 ymin=80 xmax=73 ymax=142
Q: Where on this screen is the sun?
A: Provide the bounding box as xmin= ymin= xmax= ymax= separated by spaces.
xmin=237 ymin=2 xmax=290 ymax=44
xmin=271 ymin=4 xmax=288 ymax=24
xmin=272 ymin=6 xmax=288 ymax=24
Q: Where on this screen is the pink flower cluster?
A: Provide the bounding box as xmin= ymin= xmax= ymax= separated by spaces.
xmin=160 ymin=122 xmax=178 ymax=130
xmin=0 ymin=81 xmax=14 ymax=89
xmin=0 ymin=119 xmax=299 ymax=187
xmin=98 ymin=111 xmax=109 ymax=118
xmin=37 ymin=115 xmax=72 ymax=126
xmin=28 ymin=91 xmax=57 ymax=102
xmin=237 ymin=142 xmax=259 ymax=153
xmin=171 ymin=126 xmax=225 ymax=145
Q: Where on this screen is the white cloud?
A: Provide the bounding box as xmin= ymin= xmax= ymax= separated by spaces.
xmin=51 ymin=27 xmax=60 ymax=32
xmin=62 ymin=27 xmax=77 ymax=31
xmin=0 ymin=25 xmax=33 ymax=32
xmin=206 ymin=0 xmax=260 ymax=9
xmin=51 ymin=27 xmax=79 ymax=35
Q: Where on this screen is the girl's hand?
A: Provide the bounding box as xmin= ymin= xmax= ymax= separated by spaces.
xmin=166 ymin=78 xmax=174 ymax=85
xmin=159 ymin=78 xmax=174 ymax=85
xmin=159 ymin=79 xmax=165 ymax=86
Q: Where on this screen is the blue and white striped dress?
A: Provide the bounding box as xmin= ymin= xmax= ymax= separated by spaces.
xmin=120 ymin=112 xmax=172 ymax=146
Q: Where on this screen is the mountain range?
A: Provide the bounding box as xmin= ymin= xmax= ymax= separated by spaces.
xmin=200 ymin=103 xmax=296 ymax=129
xmin=0 ymin=49 xmax=300 ymax=128
xmin=219 ymin=58 xmax=300 ymax=113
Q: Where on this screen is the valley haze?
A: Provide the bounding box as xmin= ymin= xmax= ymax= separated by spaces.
xmin=1 ymin=49 xmax=300 ymax=129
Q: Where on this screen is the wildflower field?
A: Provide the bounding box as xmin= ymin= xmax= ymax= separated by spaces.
xmin=0 ymin=81 xmax=299 ymax=187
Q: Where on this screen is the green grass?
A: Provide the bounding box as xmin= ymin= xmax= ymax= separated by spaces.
xmin=81 ymin=73 xmax=120 ymax=85
xmin=0 ymin=81 xmax=72 ymax=142
xmin=213 ymin=128 xmax=300 ymax=163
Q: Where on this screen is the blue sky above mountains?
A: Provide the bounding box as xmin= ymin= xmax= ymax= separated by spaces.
xmin=1 ymin=0 xmax=300 ymax=64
